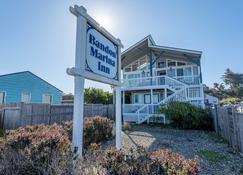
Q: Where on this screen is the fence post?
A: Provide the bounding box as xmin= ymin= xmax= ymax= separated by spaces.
xmin=232 ymin=107 xmax=239 ymax=151
xmin=214 ymin=105 xmax=219 ymax=133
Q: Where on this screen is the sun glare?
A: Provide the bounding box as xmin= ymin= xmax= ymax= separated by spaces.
xmin=95 ymin=14 xmax=114 ymax=32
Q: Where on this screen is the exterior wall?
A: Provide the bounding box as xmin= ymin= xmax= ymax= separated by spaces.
xmin=0 ymin=72 xmax=62 ymax=104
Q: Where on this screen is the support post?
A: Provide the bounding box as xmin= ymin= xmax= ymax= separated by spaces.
xmin=164 ymin=88 xmax=167 ymax=99
xmin=71 ymin=7 xmax=87 ymax=158
xmin=122 ymin=90 xmax=125 ymax=115
xmin=115 ymin=86 xmax=122 ymax=149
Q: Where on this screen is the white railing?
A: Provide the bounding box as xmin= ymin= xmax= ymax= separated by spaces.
xmin=136 ymin=88 xmax=188 ymax=124
xmin=176 ymin=75 xmax=200 ymax=85
xmin=122 ymin=75 xmax=204 ymax=124
xmin=123 ymin=104 xmax=145 ymax=113
xmin=122 ymin=75 xmax=187 ymax=90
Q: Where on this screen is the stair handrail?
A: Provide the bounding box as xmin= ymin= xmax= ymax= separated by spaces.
xmin=165 ymin=76 xmax=188 ymax=87
xmin=136 ymin=88 xmax=187 ymax=123
xmin=133 ymin=76 xmax=189 ymax=123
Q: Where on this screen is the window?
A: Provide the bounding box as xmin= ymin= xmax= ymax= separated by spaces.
xmin=134 ymin=94 xmax=143 ymax=104
xmin=139 ymin=57 xmax=147 ymax=66
xmin=0 ymin=92 xmax=5 ymax=105
xmin=127 ymin=74 xmax=140 ymax=79
xmin=132 ymin=61 xmax=139 ymax=71
xmin=188 ymin=87 xmax=201 ymax=98
xmin=134 ymin=94 xmax=139 ymax=104
xmin=177 ymin=68 xmax=184 ymax=76
xmin=177 ymin=62 xmax=186 ymax=66
xmin=158 ymin=62 xmax=165 ymax=68
xmin=21 ymin=93 xmax=31 ymax=103
xmin=167 ymin=68 xmax=176 ymax=77
xmin=184 ymin=67 xmax=192 ymax=76
xmin=193 ymin=66 xmax=199 ymax=75
xmin=125 ymin=66 xmax=131 ymax=72
xmin=42 ymin=94 xmax=52 ymax=104
xmin=167 ymin=60 xmax=176 ymax=67
xmin=144 ymin=94 xmax=151 ymax=104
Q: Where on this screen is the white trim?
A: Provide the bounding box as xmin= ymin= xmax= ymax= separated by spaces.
xmin=0 ymin=91 xmax=6 ymax=104
xmin=70 ymin=5 xmax=123 ymax=47
xmin=123 ymin=55 xmax=149 ymax=71
xmin=122 ymin=35 xmax=155 ymax=55
xmin=21 ymin=92 xmax=31 ymax=103
xmin=132 ymin=92 xmax=160 ymax=104
xmin=122 ymin=85 xmax=169 ymax=91
xmin=150 ymin=45 xmax=202 ymax=55
xmin=42 ymin=94 xmax=53 ymax=104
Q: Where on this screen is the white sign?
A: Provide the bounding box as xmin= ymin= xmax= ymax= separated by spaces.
xmin=86 ymin=24 xmax=118 ymax=81
xmin=68 ymin=5 xmax=123 ymax=159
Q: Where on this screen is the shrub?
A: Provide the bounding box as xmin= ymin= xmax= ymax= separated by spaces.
xmin=160 ymin=101 xmax=213 ymax=130
xmin=221 ymin=97 xmax=241 ymax=104
xmin=151 ymin=149 xmax=199 ymax=175
xmin=1 ymin=124 xmax=72 ymax=174
xmin=0 ymin=116 xmax=113 ymax=174
xmin=95 ymin=147 xmax=199 ymax=175
xmin=63 ymin=116 xmax=114 ymax=147
xmin=122 ymin=122 xmax=132 ymax=131
xmin=0 ymin=129 xmax=5 ymax=138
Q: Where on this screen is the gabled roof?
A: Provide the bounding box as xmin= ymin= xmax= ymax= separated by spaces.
xmin=122 ymin=35 xmax=155 ymax=55
xmin=121 ymin=35 xmax=202 ymax=68
xmin=0 ymin=71 xmax=63 ymax=93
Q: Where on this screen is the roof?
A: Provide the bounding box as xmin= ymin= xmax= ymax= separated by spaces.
xmin=121 ymin=35 xmax=202 ymax=68
xmin=0 ymin=71 xmax=63 ymax=93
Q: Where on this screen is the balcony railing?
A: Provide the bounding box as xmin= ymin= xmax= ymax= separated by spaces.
xmin=176 ymin=75 xmax=201 ymax=85
xmin=122 ymin=75 xmax=201 ymax=89
xmin=122 ymin=75 xmax=187 ymax=89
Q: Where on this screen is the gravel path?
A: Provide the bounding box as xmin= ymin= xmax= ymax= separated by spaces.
xmin=119 ymin=125 xmax=243 ymax=175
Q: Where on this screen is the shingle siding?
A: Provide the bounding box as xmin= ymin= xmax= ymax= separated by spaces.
xmin=0 ymin=71 xmax=62 ymax=104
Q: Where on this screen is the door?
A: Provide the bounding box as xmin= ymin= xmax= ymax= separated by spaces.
xmin=159 ymin=71 xmax=166 ymax=85
xmin=144 ymin=94 xmax=151 ymax=104
xmin=153 ymin=94 xmax=159 ymax=103
xmin=144 ymin=94 xmax=159 ymax=104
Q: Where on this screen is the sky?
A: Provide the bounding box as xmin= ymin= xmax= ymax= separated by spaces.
xmin=0 ymin=0 xmax=243 ymax=93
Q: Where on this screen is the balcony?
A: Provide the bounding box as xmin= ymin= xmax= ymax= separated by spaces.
xmin=122 ymin=75 xmax=200 ymax=90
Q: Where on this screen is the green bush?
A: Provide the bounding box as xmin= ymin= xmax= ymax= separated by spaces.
xmin=160 ymin=101 xmax=213 ymax=130
xmin=0 ymin=129 xmax=4 ymax=138
xmin=221 ymin=97 xmax=241 ymax=104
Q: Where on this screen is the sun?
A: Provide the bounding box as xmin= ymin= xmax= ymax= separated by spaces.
xmin=95 ymin=14 xmax=113 ymax=32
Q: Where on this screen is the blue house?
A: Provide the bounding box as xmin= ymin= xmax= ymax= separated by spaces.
xmin=0 ymin=71 xmax=63 ymax=104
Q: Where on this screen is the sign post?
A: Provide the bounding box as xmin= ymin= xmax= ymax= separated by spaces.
xmin=67 ymin=5 xmax=123 ymax=158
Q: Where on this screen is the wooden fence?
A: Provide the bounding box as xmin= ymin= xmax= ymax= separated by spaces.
xmin=211 ymin=106 xmax=243 ymax=154
xmin=0 ymin=103 xmax=115 ymax=130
